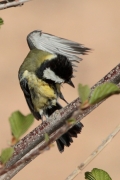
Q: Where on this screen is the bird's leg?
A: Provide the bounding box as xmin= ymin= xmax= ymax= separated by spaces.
xmin=44 ymin=112 xmax=48 ymax=120
xmin=41 ymin=116 xmax=44 ymax=124
xmin=39 ymin=109 xmax=44 ymax=123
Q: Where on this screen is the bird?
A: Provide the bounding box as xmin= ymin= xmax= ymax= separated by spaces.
xmin=18 ymin=30 xmax=90 ymax=152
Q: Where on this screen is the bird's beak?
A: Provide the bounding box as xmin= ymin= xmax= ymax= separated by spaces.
xmin=59 ymin=92 xmax=68 ymax=104
xmin=67 ymin=80 xmax=75 ymax=88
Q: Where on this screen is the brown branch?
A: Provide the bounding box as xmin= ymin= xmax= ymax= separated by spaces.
xmin=0 ymin=109 xmax=81 ymax=179
xmin=0 ymin=0 xmax=30 ymax=10
xmin=0 ymin=63 xmax=120 ymax=180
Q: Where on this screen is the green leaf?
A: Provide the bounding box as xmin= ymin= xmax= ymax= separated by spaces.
xmin=9 ymin=111 xmax=34 ymax=140
xmin=89 ymin=82 xmax=120 ymax=105
xmin=0 ymin=18 xmax=4 ymax=27
xmin=85 ymin=172 xmax=96 ymax=180
xmin=67 ymin=118 xmax=76 ymax=125
xmin=85 ymin=168 xmax=112 ymax=180
xmin=0 ymin=147 xmax=14 ymax=165
xmin=44 ymin=133 xmax=49 ymax=142
xmin=78 ymin=84 xmax=91 ymax=104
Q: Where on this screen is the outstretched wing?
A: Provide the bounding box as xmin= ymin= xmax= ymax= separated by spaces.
xmin=27 ymin=30 xmax=90 ymax=63
xmin=20 ymin=78 xmax=41 ymax=120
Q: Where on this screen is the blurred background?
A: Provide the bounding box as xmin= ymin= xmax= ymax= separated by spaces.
xmin=0 ymin=0 xmax=120 ymax=179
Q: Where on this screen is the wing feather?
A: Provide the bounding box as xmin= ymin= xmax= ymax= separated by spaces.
xmin=20 ymin=78 xmax=41 ymax=120
xmin=27 ymin=30 xmax=90 ymax=63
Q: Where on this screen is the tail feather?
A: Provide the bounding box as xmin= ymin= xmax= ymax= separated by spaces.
xmin=68 ymin=123 xmax=83 ymax=137
xmin=46 ymin=102 xmax=83 ymax=152
xmin=68 ymin=123 xmax=83 ymax=138
xmin=56 ymin=139 xmax=64 ymax=152
xmin=59 ymin=133 xmax=73 ymax=146
xmin=56 ymin=133 xmax=73 ymax=153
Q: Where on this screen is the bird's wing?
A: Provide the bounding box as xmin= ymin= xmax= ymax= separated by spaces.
xmin=27 ymin=30 xmax=90 ymax=63
xmin=20 ymin=78 xmax=41 ymax=120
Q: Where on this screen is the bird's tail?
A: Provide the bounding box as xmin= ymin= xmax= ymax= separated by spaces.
xmin=45 ymin=103 xmax=83 ymax=152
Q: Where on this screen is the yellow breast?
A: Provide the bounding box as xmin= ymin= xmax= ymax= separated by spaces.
xmin=22 ymin=70 xmax=57 ymax=111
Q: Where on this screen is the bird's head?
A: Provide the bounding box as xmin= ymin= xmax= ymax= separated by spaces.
xmin=36 ymin=54 xmax=75 ymax=87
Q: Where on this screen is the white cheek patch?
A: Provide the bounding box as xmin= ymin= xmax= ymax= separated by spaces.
xmin=43 ymin=68 xmax=64 ymax=83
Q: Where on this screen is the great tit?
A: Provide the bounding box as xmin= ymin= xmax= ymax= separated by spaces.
xmin=18 ymin=30 xmax=90 ymax=152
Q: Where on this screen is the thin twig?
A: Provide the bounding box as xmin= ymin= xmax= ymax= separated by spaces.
xmin=0 ymin=0 xmax=30 ymax=10
xmin=0 ymin=63 xmax=120 ymax=180
xmin=65 ymin=124 xmax=120 ymax=180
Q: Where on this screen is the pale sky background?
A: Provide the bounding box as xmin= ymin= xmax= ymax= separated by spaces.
xmin=0 ymin=0 xmax=120 ymax=180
